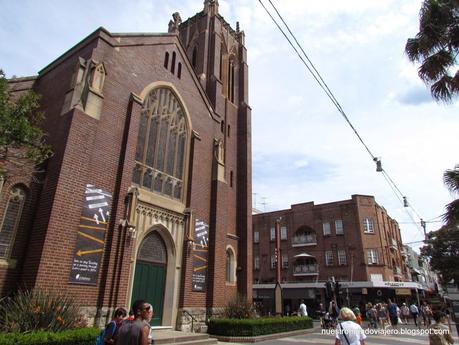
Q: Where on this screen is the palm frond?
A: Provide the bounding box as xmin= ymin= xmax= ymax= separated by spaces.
xmin=443 ymin=199 xmax=459 ymax=225
xmin=418 ymin=50 xmax=454 ymax=81
xmin=431 ymin=75 xmax=454 ymax=102
xmin=444 ymin=164 xmax=459 ymax=194
xmin=405 ymin=38 xmax=422 ymax=62
xmin=452 ymin=70 xmax=459 ymax=93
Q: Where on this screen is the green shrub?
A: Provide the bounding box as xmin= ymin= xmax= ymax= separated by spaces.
xmin=0 ymin=327 xmax=99 ymax=345
xmin=223 ymin=294 xmax=256 ymax=319
xmin=0 ymin=289 xmax=87 ymax=332
xmin=208 ymin=316 xmax=313 ymax=336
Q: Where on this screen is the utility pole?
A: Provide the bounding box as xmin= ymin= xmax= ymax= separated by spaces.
xmin=421 ymin=219 xmax=427 ymax=241
xmin=274 ymin=218 xmax=282 ymax=315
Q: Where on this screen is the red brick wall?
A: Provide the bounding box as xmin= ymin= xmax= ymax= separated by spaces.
xmin=253 ymin=195 xmax=407 ymax=284
xmin=0 ymin=18 xmax=252 ymax=319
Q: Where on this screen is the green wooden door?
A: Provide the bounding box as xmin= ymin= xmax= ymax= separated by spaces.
xmin=132 ymin=231 xmax=167 ymax=326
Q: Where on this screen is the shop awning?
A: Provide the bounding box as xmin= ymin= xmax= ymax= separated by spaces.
xmin=294 ymin=253 xmax=315 ymax=258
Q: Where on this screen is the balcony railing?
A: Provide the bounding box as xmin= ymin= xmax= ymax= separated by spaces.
xmin=292 ymin=234 xmax=317 ymax=247
xmin=293 ymin=264 xmax=318 ymax=276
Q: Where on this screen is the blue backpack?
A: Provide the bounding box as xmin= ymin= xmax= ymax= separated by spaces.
xmin=96 ymin=320 xmax=117 ymax=345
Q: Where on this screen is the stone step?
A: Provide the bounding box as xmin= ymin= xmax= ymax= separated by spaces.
xmin=166 ymin=339 xmax=218 ymax=345
xmin=151 ymin=330 xmax=216 ymax=345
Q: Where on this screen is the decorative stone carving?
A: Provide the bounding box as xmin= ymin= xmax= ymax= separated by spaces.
xmin=168 ymin=12 xmax=182 ymax=33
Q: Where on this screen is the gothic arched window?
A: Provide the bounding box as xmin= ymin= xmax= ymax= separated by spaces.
xmin=134 ymin=88 xmax=188 ymax=200
xmin=226 ymin=247 xmax=236 ymax=283
xmin=138 ymin=231 xmax=167 ymax=264
xmin=0 ymin=186 xmax=27 ymax=258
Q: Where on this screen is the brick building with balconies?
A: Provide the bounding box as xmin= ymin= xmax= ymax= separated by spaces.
xmin=252 ymin=195 xmax=421 ymax=315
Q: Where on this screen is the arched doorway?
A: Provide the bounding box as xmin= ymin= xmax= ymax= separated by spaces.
xmin=132 ymin=231 xmax=167 ymax=326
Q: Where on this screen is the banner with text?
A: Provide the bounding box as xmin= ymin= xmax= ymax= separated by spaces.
xmin=192 ymin=219 xmax=209 ymax=291
xmin=69 ymin=184 xmax=112 ymax=285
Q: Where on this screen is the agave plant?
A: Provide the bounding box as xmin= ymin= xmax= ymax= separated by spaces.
xmin=0 ymin=289 xmax=86 ymax=332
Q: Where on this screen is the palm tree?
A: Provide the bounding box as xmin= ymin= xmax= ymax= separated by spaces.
xmin=443 ymin=164 xmax=459 ymax=225
xmin=405 ymin=0 xmax=459 ymax=103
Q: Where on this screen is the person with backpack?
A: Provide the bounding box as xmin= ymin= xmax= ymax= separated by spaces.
xmin=365 ymin=303 xmax=377 ymax=329
xmin=96 ymin=307 xmax=128 ymax=345
xmin=387 ymin=299 xmax=399 ymax=327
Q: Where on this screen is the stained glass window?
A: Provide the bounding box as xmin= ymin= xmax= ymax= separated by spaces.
xmin=0 ymin=186 xmax=27 ymax=258
xmin=133 ymin=88 xmax=188 ymax=200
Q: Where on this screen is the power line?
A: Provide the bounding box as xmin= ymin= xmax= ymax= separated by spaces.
xmin=258 ymin=0 xmax=426 ymax=229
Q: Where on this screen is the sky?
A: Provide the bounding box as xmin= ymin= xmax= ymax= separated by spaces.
xmin=1 ymin=0 xmax=458 ymax=252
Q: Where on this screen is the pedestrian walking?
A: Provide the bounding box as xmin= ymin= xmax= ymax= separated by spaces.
xmin=387 ymin=299 xmax=399 ymax=327
xmin=329 ymin=301 xmax=340 ymax=328
xmin=365 ymin=303 xmax=377 ymax=328
xmin=376 ymin=303 xmax=388 ymax=329
xmin=117 ymin=300 xmax=153 ymax=345
xmin=298 ymin=299 xmax=308 ymax=316
xmin=400 ymin=303 xmax=410 ymax=324
xmin=410 ymin=302 xmax=419 ymax=327
xmin=334 ymin=307 xmax=366 ymax=345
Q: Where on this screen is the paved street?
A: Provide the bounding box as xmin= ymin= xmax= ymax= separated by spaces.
xmin=219 ymin=321 xmax=459 ymax=345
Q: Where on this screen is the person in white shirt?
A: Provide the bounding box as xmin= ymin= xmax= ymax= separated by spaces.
xmin=335 ymin=307 xmax=366 ymax=345
xmin=410 ymin=303 xmax=419 ymax=327
xmin=298 ymin=299 xmax=308 ymax=316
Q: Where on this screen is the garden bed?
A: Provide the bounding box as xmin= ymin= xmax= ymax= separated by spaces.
xmin=208 ymin=316 xmax=313 ymax=337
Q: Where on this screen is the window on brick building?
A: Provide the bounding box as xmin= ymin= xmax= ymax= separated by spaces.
xmin=325 ymin=251 xmax=334 ymax=266
xmin=226 ymin=247 xmax=236 ymax=283
xmin=335 ymin=219 xmax=344 ymax=235
xmin=164 ymin=52 xmax=169 ymax=69
xmin=192 ymin=46 xmax=198 ymax=69
xmin=280 ymin=225 xmax=287 ymax=240
xmin=228 ymin=57 xmax=235 ymax=103
xmin=363 ymin=218 xmax=374 ymax=233
xmin=0 ymin=186 xmax=27 ymax=258
xmin=177 ymin=62 xmax=182 ymax=79
xmin=270 ymin=255 xmax=276 ymax=269
xmin=254 ymin=231 xmax=259 ymax=243
xmin=133 ymin=87 xmax=189 ymax=201
xmin=270 ymin=227 xmax=275 ymax=241
xmin=171 ymin=52 xmax=176 ymax=74
xmin=91 ymin=63 xmax=106 ymax=93
xmin=323 ymin=222 xmax=331 ymax=236
xmin=254 ymin=256 xmax=260 ymax=270
xmin=337 ymin=249 xmax=347 ymax=265
xmin=281 ymin=254 xmax=288 ymax=269
xmin=367 ymin=249 xmax=379 ymax=264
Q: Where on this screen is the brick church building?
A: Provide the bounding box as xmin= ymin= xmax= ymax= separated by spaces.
xmin=1 ymin=0 xmax=252 ymax=330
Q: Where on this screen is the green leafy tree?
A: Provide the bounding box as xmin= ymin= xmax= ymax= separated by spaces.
xmin=405 ymin=0 xmax=459 ymax=103
xmin=421 ymin=225 xmax=459 ymax=287
xmin=421 ymin=164 xmax=459 ymax=287
xmin=443 ymin=164 xmax=459 ymax=225
xmin=0 ymin=69 xmax=52 ymax=179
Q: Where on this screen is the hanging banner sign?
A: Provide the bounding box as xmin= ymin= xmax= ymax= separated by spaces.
xmin=69 ymin=184 xmax=112 ymax=285
xmin=192 ymin=218 xmax=209 ymax=292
